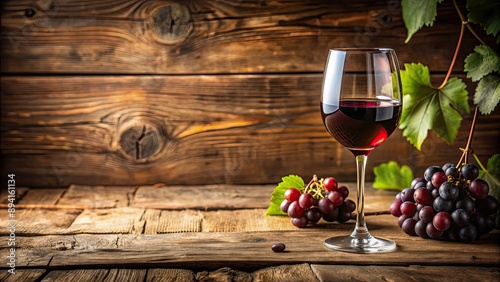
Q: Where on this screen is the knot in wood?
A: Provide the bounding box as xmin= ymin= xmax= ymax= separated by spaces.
xmin=150 ymin=4 xmax=193 ymax=45
xmin=118 ymin=121 xmax=164 ymax=162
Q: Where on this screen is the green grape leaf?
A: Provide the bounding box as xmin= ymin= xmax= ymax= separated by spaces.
xmin=266 ymin=175 xmax=305 ymax=216
xmin=464 ymin=45 xmax=500 ymax=82
xmin=373 ymin=161 xmax=414 ymax=191
xmin=474 ymin=74 xmax=500 ymax=115
xmin=402 ymin=0 xmax=444 ymax=43
xmin=467 ymin=0 xmax=500 ymax=43
xmin=399 ymin=63 xmax=469 ymax=150
xmin=478 ymin=154 xmax=500 ymax=228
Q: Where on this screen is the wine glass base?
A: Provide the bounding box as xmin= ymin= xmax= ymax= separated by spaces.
xmin=324 ymin=235 xmax=396 ymax=253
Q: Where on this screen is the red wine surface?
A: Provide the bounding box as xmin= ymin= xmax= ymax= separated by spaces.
xmin=321 ymin=99 xmax=401 ymax=156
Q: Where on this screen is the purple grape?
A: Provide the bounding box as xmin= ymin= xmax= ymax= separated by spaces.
xmin=390 ymin=200 xmax=403 ymax=217
xmin=458 ymin=224 xmax=477 ymax=243
xmin=471 ymin=213 xmax=487 ymax=234
xmin=431 ymin=172 xmax=447 ymax=189
xmin=398 ymin=215 xmax=409 ymax=227
xmin=414 ymin=187 xmax=432 ymax=206
xmin=445 ymin=166 xmax=459 ymax=178
xmin=337 ymin=186 xmax=349 ymax=198
xmin=439 ymin=181 xmax=460 ymax=201
xmin=456 ymin=196 xmax=475 ymax=212
xmin=433 ymin=196 xmax=454 ymax=213
xmin=482 ymin=216 xmax=495 ymax=235
xmin=400 ymin=188 xmax=415 ymax=202
xmin=461 ymin=163 xmax=479 ymax=181
xmin=411 ymin=177 xmax=426 ymax=189
xmin=468 ymin=179 xmax=489 ymax=200
xmin=475 ymin=195 xmax=500 ymax=215
xmin=287 ymin=201 xmax=303 ymax=218
xmin=424 ymin=166 xmax=444 ymax=181
xmin=291 ymin=215 xmax=309 ymax=228
xmin=337 ymin=208 xmax=351 ymax=223
xmin=426 ymin=222 xmax=444 ymax=239
xmin=271 ymin=243 xmax=286 ymax=252
xmin=280 ymin=200 xmax=291 ymax=213
xmin=400 ymin=201 xmax=417 ymax=217
xmin=306 ymin=208 xmax=322 ymax=223
xmin=395 ymin=192 xmax=402 ymax=201
xmin=418 ymin=206 xmax=436 ymax=223
xmin=298 ymin=193 xmax=314 ymax=209
xmin=343 ymin=199 xmax=356 ymax=213
xmin=415 ymin=220 xmax=429 ymax=238
xmin=402 ymin=218 xmax=417 ymax=236
xmin=322 ymin=207 xmax=339 ymax=222
xmin=451 ymin=209 xmax=470 ymax=228
xmin=318 ymin=198 xmax=334 ymax=214
xmin=327 ymin=191 xmax=344 ymax=207
xmin=433 ymin=211 xmax=452 ymax=231
xmin=442 ymin=162 xmax=455 ymax=171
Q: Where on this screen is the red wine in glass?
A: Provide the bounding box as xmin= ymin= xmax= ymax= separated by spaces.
xmin=321 ymin=99 xmax=401 ymax=156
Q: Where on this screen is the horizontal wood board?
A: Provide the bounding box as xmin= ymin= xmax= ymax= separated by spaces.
xmin=1 ymin=0 xmax=487 ymax=74
xmin=2 ymin=0 xmax=499 ymax=187
xmin=1 ymin=266 xmax=499 ymax=282
xmin=0 ymin=185 xmax=499 ymax=271
xmin=2 ymin=75 xmax=499 ymax=186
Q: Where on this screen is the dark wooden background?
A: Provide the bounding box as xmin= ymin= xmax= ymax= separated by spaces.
xmin=1 ymin=0 xmax=499 ymax=187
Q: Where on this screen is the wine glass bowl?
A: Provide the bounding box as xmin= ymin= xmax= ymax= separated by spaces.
xmin=320 ymin=48 xmax=402 ymax=253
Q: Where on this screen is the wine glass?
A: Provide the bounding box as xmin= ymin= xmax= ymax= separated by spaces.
xmin=320 ymin=48 xmax=402 ymax=253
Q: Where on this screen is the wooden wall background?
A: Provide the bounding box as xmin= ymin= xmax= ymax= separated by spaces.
xmin=1 ymin=0 xmax=499 ymax=187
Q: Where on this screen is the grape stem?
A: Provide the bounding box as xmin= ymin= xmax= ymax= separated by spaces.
xmin=438 ymin=18 xmax=465 ymax=90
xmin=304 ymin=174 xmax=326 ymax=198
xmin=451 ymin=0 xmax=487 ymax=46
xmin=456 ymin=106 xmax=479 ymax=167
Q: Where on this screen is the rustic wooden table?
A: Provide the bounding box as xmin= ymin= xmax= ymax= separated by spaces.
xmin=1 ymin=184 xmax=499 ymax=281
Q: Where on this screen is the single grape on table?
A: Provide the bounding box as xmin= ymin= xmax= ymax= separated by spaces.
xmin=280 ymin=175 xmax=356 ymax=228
xmin=390 ymin=163 xmax=499 ymax=243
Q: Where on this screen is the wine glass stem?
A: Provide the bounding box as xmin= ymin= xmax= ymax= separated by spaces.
xmin=352 ymin=154 xmax=371 ymax=239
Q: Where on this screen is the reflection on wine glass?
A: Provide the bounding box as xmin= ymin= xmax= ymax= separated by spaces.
xmin=320 ymin=48 xmax=402 ymax=253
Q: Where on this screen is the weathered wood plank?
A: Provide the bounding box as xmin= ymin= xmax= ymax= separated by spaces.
xmin=5 ymin=217 xmax=498 ymax=269
xmin=133 ymin=185 xmax=275 ymax=210
xmin=56 ymin=185 xmax=137 ymax=208
xmin=146 ymin=269 xmax=196 ymax=282
xmin=41 ymin=269 xmax=107 ymax=282
xmin=68 ymin=207 xmax=144 ymax=234
xmin=143 ymin=209 xmax=203 ymax=235
xmin=195 ymin=267 xmax=253 ymax=282
xmin=0 ymin=0 xmax=480 ymax=74
xmin=0 ymin=187 xmax=29 ymax=204
xmin=310 ymin=265 xmax=500 ymax=282
xmin=0 ymin=269 xmax=45 ymax=282
xmin=202 ymin=209 xmax=293 ymax=232
xmin=17 ymin=188 xmax=66 ymax=205
xmin=253 ymin=263 xmax=319 ymax=282
xmin=0 ymin=209 xmax=80 ymax=235
xmin=2 ymin=75 xmax=498 ymax=186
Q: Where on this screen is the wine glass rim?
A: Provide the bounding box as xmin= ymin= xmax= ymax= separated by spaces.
xmin=329 ymin=47 xmax=394 ymax=52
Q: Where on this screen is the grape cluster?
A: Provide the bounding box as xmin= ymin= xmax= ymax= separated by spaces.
xmin=280 ymin=175 xmax=356 ymax=228
xmin=390 ymin=163 xmax=499 ymax=243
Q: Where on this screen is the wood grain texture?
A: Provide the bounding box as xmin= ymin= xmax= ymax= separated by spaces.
xmin=146 ymin=269 xmax=196 ymax=282
xmin=310 ymin=265 xmax=500 ymax=282
xmin=56 ymin=185 xmax=137 ymax=208
xmin=133 ymin=185 xmax=275 ymax=210
xmin=0 ymin=0 xmax=482 ymax=74
xmin=2 ymin=75 xmax=498 ymax=186
xmin=4 ymin=224 xmax=498 ymax=269
xmin=0 ymin=269 xmax=46 ymax=282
